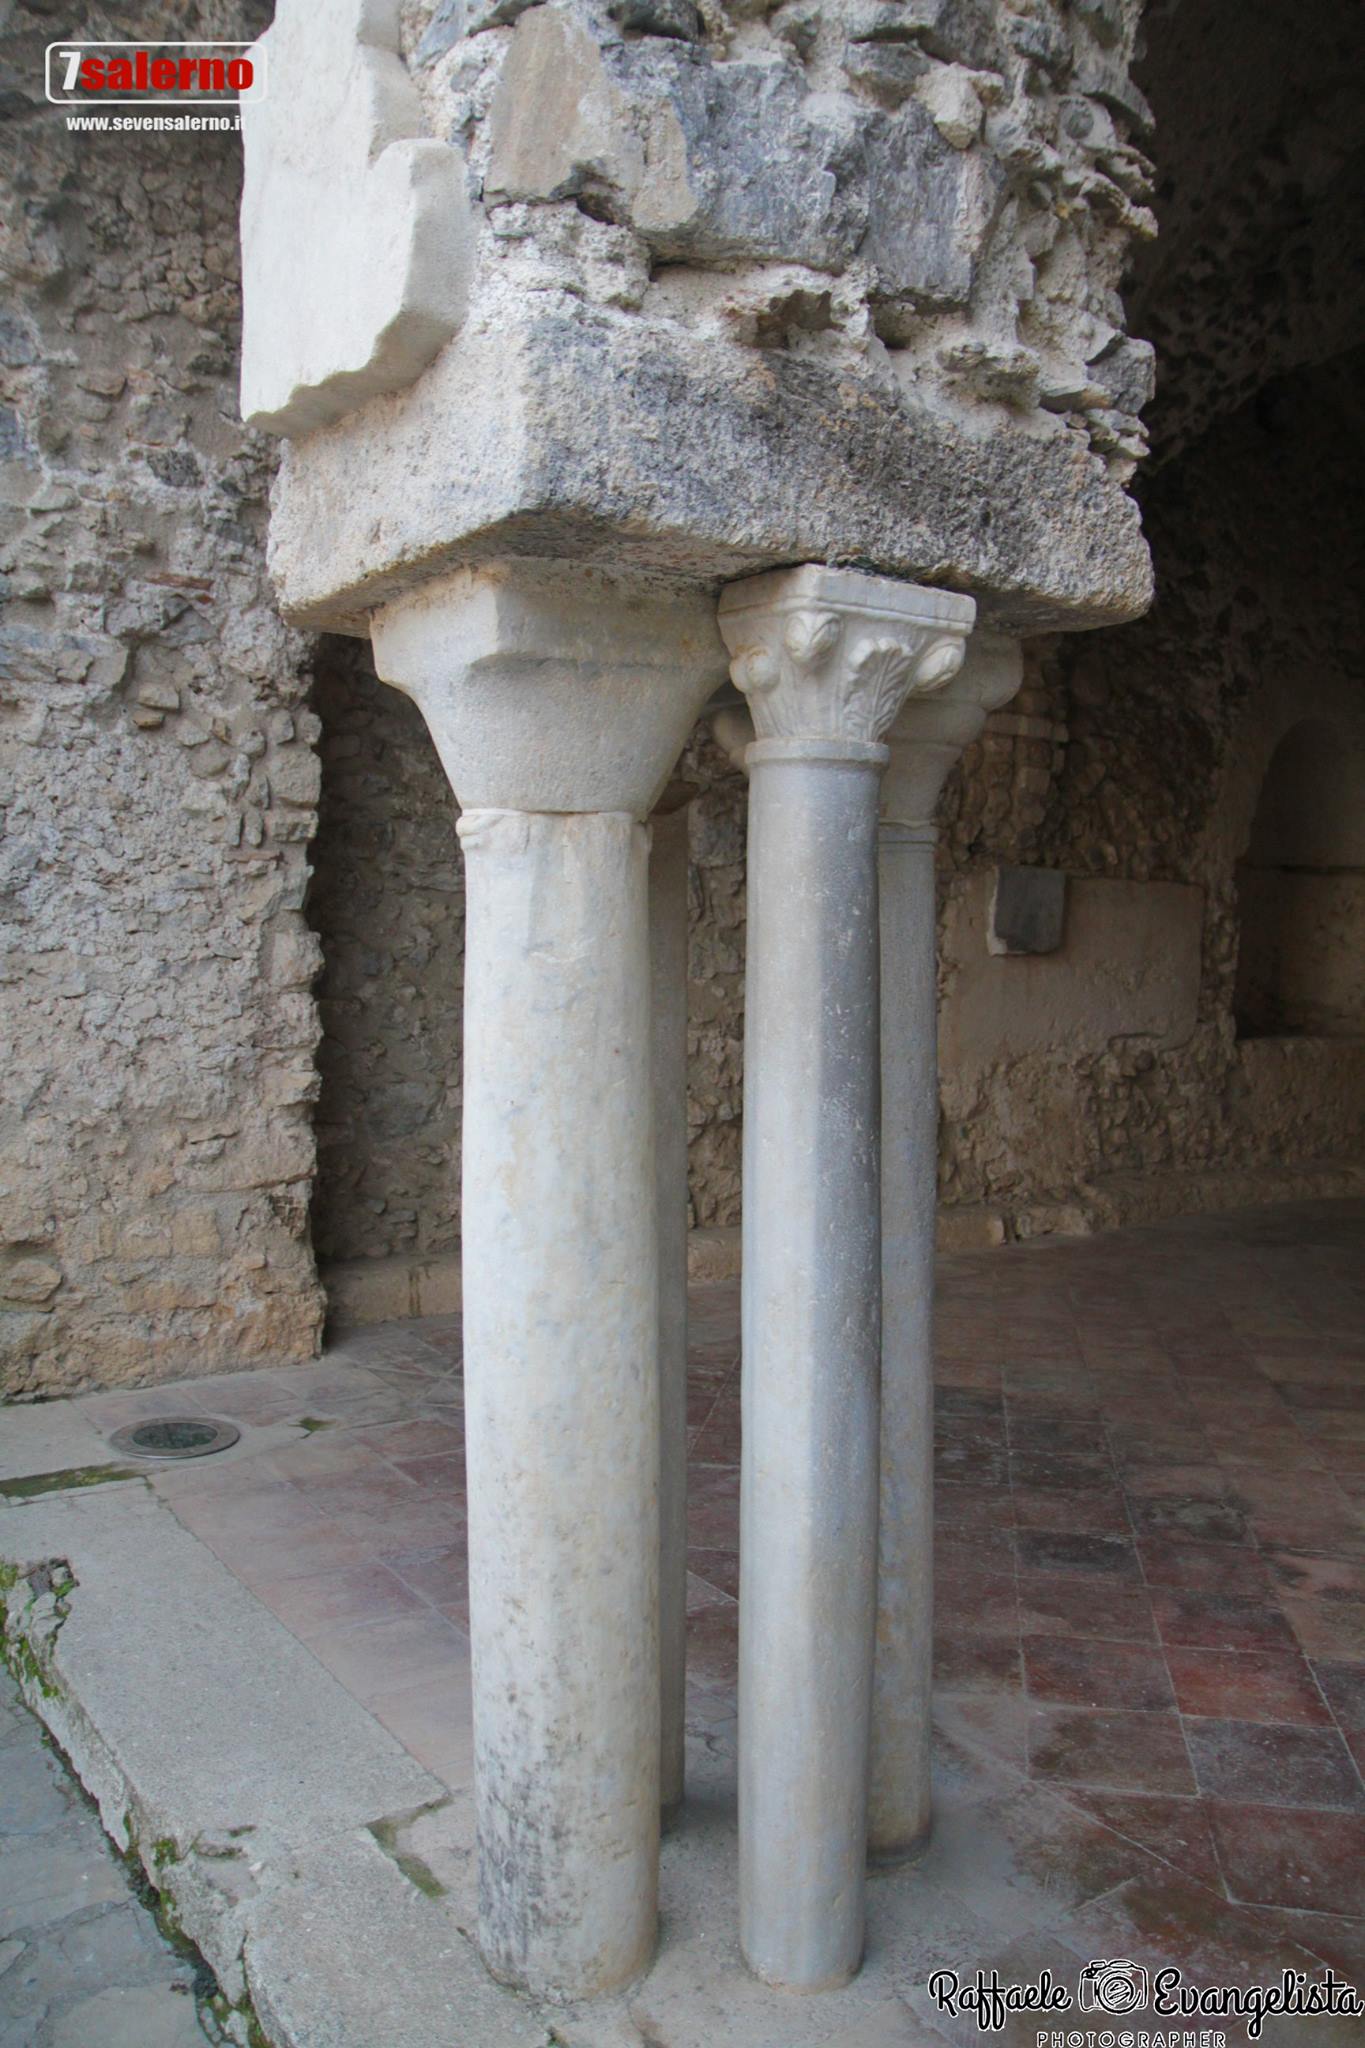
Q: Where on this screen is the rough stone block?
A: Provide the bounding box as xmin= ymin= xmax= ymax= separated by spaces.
xmin=1088 ymin=334 xmax=1157 ymax=415
xmin=861 ymin=101 xmax=1004 ymax=307
xmin=629 ymin=50 xmax=867 ymax=267
xmin=488 ymin=14 xmax=867 ymax=271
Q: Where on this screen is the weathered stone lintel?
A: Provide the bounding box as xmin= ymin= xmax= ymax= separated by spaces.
xmin=268 ymin=312 xmax=1153 ymax=639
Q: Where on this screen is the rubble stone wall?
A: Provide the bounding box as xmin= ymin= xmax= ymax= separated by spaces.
xmin=0 ymin=1 xmax=325 ymax=1395
xmin=4 ymin=0 xmax=1360 ymax=1395
xmin=396 ymin=0 xmax=1156 ymax=488
xmin=935 ymin=349 xmax=1365 ymax=1240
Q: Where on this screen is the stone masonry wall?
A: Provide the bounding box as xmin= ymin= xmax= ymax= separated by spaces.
xmin=308 ymin=641 xmax=464 ymax=1271
xmin=0 ymin=1 xmax=325 ymax=1395
xmin=396 ymin=0 xmax=1156 ymax=494
xmin=307 ymin=338 xmax=1365 ymax=1271
xmin=4 ymin=0 xmax=1359 ymax=1393
xmin=931 ymin=350 xmax=1365 ymax=1241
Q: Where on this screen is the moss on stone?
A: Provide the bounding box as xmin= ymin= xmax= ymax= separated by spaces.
xmin=0 ymin=1462 xmax=142 ymax=1501
xmin=368 ymin=1812 xmax=449 ymax=1900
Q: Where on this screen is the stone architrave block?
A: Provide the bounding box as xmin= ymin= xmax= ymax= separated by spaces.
xmin=240 ymin=0 xmax=474 ymax=437
xmin=989 ymin=862 xmax=1068 ymax=955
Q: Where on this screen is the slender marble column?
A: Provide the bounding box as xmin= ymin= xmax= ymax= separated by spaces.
xmin=869 ymin=631 xmax=1023 ymax=1862
xmin=718 ymin=566 xmax=975 ymax=1992
xmin=371 ymin=560 xmax=724 ymax=2000
xmin=650 ymin=785 xmax=694 ymax=1825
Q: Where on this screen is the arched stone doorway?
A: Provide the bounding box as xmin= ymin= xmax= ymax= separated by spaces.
xmin=1234 ymin=718 xmax=1365 ymax=1039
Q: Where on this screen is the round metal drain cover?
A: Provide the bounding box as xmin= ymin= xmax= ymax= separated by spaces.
xmin=108 ymin=1416 xmax=240 ymax=1461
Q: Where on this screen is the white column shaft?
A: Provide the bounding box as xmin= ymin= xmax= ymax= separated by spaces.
xmin=459 ymin=806 xmax=659 ymax=1996
xmin=870 ymin=825 xmax=937 ymax=1856
xmin=739 ymin=739 xmax=885 ymax=1990
xmin=719 ymin=563 xmax=975 ymax=1992
xmin=650 ymin=802 xmax=691 ymax=1823
xmin=867 ymin=631 xmax=1023 ymax=1857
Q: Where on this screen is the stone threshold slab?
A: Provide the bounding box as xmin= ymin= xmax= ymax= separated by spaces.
xmin=0 ymin=1469 xmax=970 ymax=2047
xmin=0 ymin=1481 xmax=546 ymax=2048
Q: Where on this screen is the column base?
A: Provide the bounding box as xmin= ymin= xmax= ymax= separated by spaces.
xmin=868 ymin=1819 xmax=934 ymax=1871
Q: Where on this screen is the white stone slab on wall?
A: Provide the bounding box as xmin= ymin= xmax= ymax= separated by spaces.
xmin=939 ymin=872 xmax=1204 ymax=1068
xmin=239 ymin=0 xmax=473 ymax=437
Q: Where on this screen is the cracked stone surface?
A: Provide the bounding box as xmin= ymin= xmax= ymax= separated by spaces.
xmin=0 ymin=1667 xmax=211 ymax=2047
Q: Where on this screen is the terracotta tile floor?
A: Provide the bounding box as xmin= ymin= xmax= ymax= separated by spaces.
xmin=90 ymin=1199 xmax=1365 ymax=2032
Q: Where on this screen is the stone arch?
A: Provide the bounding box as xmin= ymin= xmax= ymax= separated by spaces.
xmin=1233 ymin=715 xmax=1365 ymax=1038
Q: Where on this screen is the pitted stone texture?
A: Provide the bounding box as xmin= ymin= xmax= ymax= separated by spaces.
xmin=0 ymin=0 xmax=324 ymax=1397
xmin=240 ymin=0 xmax=474 ymax=436
xmin=267 ymin=306 xmax=1152 ymax=634
xmin=266 ymin=0 xmax=1155 ymax=633
xmin=488 ymin=13 xmax=870 ymax=270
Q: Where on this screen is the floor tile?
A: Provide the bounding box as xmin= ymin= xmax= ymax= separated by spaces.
xmin=1063 ymin=1789 xmax=1222 ymax=1888
xmin=1015 ymin=1574 xmax=1158 ymax=1642
xmin=1016 ymin=1531 xmax=1141 ymax=1580
xmin=935 ymin=1570 xmax=1018 ymax=1635
xmin=1208 ymin=1803 xmax=1365 ymax=1916
xmin=382 ymin=1544 xmax=467 ymax=1609
xmin=686 ymin=1546 xmax=739 ymax=1601
xmin=1280 ymin=1596 xmax=1365 ymax=1661
xmin=1152 ymin=1589 xmax=1299 ymax=1652
xmin=1312 ymin=1659 xmax=1365 ymax=1738
xmin=1120 ymin=1461 xmax=1231 ymax=1500
xmin=1008 ymin=1451 xmax=1113 ymax=1492
xmin=934 ymin=1632 xmax=1022 ymax=1696
xmin=1129 ymin=1495 xmax=1252 ymax=1546
xmin=304 ymin=1611 xmax=474 ymax=1702
xmin=254 ymin=1561 xmax=426 ymax=1637
xmin=686 ymin=1466 xmax=740 ymax=1549
xmin=1266 ymin=1553 xmax=1365 ymax=1603
xmin=1023 ymin=1636 xmax=1173 ymax=1712
xmin=1184 ymin=1718 xmax=1365 ymax=1811
xmin=1027 ymin=1707 xmax=1195 ymax=1794
xmin=1136 ymin=1538 xmax=1274 ymax=1597
xmin=1166 ymin=1647 xmax=1332 ymax=1726
xmin=1012 ymin=1488 xmax=1132 ymax=1536
xmin=685 ymin=1603 xmax=738 ymax=1689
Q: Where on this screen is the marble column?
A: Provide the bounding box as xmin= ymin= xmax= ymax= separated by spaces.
xmin=717 ymin=566 xmax=975 ymax=1991
xmin=370 ymin=560 xmax=723 ymax=2000
xmin=868 ymin=631 xmax=1023 ymax=1861
xmin=650 ymin=784 xmax=694 ymax=1825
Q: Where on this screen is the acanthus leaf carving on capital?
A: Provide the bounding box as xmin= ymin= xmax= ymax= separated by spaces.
xmin=718 ymin=566 xmax=975 ymax=750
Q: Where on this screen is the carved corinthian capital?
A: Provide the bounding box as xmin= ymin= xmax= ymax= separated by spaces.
xmin=717 ymin=565 xmax=976 ymax=749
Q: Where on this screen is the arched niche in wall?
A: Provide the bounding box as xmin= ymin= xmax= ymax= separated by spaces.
xmin=1233 ymin=718 xmax=1365 ymax=1039
xmin=305 ymin=634 xmax=466 ymax=1326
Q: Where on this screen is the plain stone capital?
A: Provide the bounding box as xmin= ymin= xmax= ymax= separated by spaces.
xmin=370 ymin=558 xmax=727 ymax=817
xmin=717 ymin=565 xmax=976 ymax=755
xmin=880 ymin=630 xmax=1024 ymax=839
